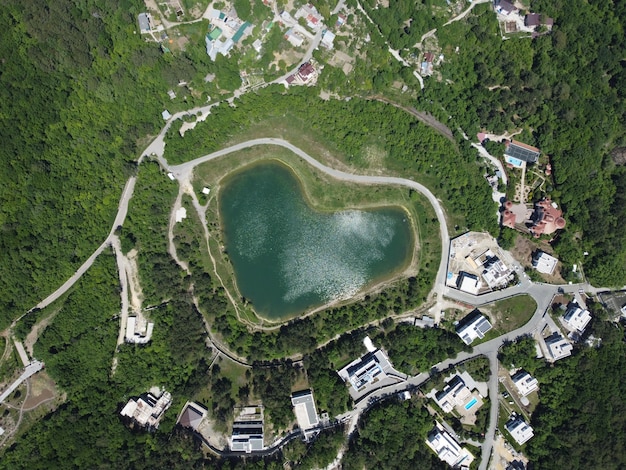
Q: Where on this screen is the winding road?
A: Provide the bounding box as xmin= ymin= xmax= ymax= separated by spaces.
xmin=15 ymin=130 xmax=606 ymax=466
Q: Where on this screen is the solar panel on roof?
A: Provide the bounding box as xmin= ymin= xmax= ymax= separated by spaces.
xmin=505 ymin=143 xmax=540 ymax=163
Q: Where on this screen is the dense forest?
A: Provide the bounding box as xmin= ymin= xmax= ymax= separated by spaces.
xmin=0 ymin=0 xmax=205 ymax=328
xmin=342 ymin=397 xmax=447 ymax=469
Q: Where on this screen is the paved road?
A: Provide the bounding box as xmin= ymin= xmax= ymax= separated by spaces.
xmin=160 ymin=137 xmax=616 ymax=468
xmin=29 ymin=177 xmax=137 ymax=313
xmin=164 ymin=137 xmax=451 ymax=313
xmin=0 ymin=361 xmax=44 ymax=405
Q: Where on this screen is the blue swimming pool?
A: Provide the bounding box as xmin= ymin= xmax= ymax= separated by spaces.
xmin=465 ymin=397 xmax=478 ymax=410
xmin=505 ymin=156 xmax=524 ymax=167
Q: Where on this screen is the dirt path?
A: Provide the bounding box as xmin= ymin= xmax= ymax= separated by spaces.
xmin=23 ymin=312 xmax=58 ymax=358
xmin=168 ymin=187 xmax=191 ymax=274
xmin=0 ymin=332 xmax=11 ymax=366
xmin=371 ymin=96 xmax=456 ymax=144
xmin=125 ymin=249 xmax=144 ymax=314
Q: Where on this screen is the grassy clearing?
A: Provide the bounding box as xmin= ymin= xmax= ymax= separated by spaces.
xmin=488 ymin=295 xmax=537 ymax=331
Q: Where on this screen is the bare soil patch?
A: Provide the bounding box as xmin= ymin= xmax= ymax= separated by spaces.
xmin=509 ymin=234 xmax=565 ymax=283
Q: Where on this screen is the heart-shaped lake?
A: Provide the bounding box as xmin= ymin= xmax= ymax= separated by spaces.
xmin=219 ymin=161 xmax=414 ymax=320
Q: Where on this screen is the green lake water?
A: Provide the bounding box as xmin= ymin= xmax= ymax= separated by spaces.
xmin=219 ymin=161 xmax=414 ymax=319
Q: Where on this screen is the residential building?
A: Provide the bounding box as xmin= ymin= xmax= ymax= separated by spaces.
xmin=421 ymin=52 xmax=435 ymax=76
xmin=138 ymin=13 xmax=152 ymax=33
xmin=525 ymin=13 xmax=554 ymax=27
xmin=504 ymin=140 xmax=540 ymax=165
xmin=532 ymin=251 xmax=558 ymax=275
xmin=177 ymin=402 xmax=207 ymax=431
xmin=456 ymin=311 xmax=492 ymax=345
xmin=120 ymin=388 xmax=172 ymax=430
xmin=529 ymin=199 xmax=566 ymax=238
xmin=321 ymin=29 xmax=336 ymax=49
xmin=232 ymin=22 xmax=252 ymax=43
xmin=291 ymin=390 xmax=319 ymax=440
xmin=125 ymin=316 xmax=154 ymax=344
xmin=545 ymin=333 xmax=573 ymax=361
xmin=284 ymin=28 xmax=305 ymax=48
xmin=502 ymin=200 xmax=533 ymax=229
xmin=511 ymin=371 xmax=539 ymax=397
xmin=230 ymin=407 xmax=264 ymax=453
xmin=284 ymin=61 xmax=317 ymax=86
xmin=426 ymin=422 xmax=475 ymax=468
xmin=338 ymin=349 xmax=392 ymax=391
xmin=434 ymin=376 xmax=472 ymax=413
xmin=295 ymin=4 xmax=323 ymax=32
xmin=494 ymin=0 xmax=518 ymax=16
xmin=563 ymin=303 xmax=591 ymax=333
xmin=162 ymin=110 xmax=172 ymax=120
xmin=205 ymin=31 xmax=234 ymax=61
xmin=456 ymin=271 xmax=480 ymax=295
xmin=481 ymin=256 xmax=513 ymax=289
xmin=505 ymin=416 xmax=534 ymax=445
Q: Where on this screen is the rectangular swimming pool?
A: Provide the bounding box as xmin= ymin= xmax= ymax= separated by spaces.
xmin=505 ymin=156 xmax=524 ymax=167
xmin=464 ymin=397 xmax=478 ymax=410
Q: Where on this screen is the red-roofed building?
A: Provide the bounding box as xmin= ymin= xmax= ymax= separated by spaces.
xmin=529 ymin=198 xmax=566 ymax=238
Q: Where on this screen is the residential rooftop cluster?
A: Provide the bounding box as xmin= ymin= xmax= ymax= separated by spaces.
xmin=494 ymin=0 xmax=554 ymax=37
xmin=447 ymin=233 xmax=515 ymax=296
xmin=205 ymin=8 xmax=253 ymax=61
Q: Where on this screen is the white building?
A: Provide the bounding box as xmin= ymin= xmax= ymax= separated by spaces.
xmin=284 ymin=28 xmax=305 ymax=48
xmin=138 ymin=13 xmax=152 ymax=33
xmin=321 ymin=30 xmax=336 ymax=49
xmin=294 ymin=4 xmax=324 ymax=32
xmin=426 ymin=423 xmax=475 ymax=468
xmin=563 ymin=304 xmax=591 ymax=333
xmin=511 ymin=371 xmax=539 ymax=396
xmin=120 ymin=388 xmax=172 ymax=429
xmin=532 ymin=251 xmax=558 ymax=275
xmin=125 ymin=316 xmax=154 ymax=344
xmin=434 ymin=376 xmax=472 ymax=413
xmin=230 ymin=407 xmax=264 ymax=453
xmin=545 ymin=333 xmax=573 ymax=361
xmin=505 ymin=416 xmax=534 ymax=445
xmin=291 ymin=390 xmax=319 ymax=440
xmin=456 ymin=311 xmax=493 ymax=345
xmin=481 ymin=256 xmax=514 ymax=289
xmin=456 ymin=272 xmax=481 ymax=295
xmin=161 ymin=110 xmax=172 ymax=120
xmin=338 ymin=349 xmax=392 ymax=391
